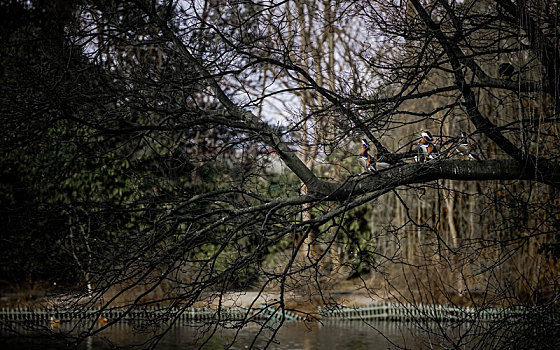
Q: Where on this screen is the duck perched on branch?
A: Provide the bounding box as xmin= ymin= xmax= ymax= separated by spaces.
xmin=415 ymin=130 xmax=438 ymax=162
xmin=359 ymin=139 xmax=391 ymax=172
xmin=456 ymin=131 xmax=480 ymax=160
xmin=358 ymin=139 xmax=373 ymax=172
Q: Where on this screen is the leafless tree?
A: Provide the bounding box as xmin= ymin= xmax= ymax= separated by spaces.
xmin=2 ymin=0 xmax=560 ymax=349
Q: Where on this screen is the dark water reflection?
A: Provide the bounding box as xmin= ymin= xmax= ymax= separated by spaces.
xmin=155 ymin=321 xmax=422 ymax=350
xmin=2 ymin=320 xmax=424 ymax=349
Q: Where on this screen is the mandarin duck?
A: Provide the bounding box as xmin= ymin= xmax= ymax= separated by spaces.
xmin=415 ymin=130 xmax=438 ymax=162
xmin=456 ymin=131 xmax=480 ymax=160
xmin=359 ymin=139 xmax=391 ymax=172
xmin=358 ymin=139 xmax=373 ymax=172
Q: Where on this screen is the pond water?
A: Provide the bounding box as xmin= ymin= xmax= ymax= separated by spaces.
xmin=1 ymin=320 xmax=426 ymax=349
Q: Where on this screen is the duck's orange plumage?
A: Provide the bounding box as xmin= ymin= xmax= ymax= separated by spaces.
xmin=416 ymin=130 xmax=437 ymax=162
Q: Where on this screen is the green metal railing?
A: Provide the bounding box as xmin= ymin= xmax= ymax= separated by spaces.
xmin=0 ymin=304 xmax=304 ymax=323
xmin=1 ymin=302 xmax=551 ymax=324
xmin=318 ymin=302 xmax=532 ymax=322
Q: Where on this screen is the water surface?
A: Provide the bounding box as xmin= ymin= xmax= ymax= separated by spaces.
xmin=1 ymin=320 xmax=424 ymax=349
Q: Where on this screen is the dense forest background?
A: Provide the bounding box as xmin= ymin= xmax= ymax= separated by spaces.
xmin=1 ymin=0 xmax=560 ymax=348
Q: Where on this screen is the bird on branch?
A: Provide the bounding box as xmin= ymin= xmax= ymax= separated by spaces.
xmin=415 ymin=130 xmax=438 ymax=162
xmin=359 ymin=139 xmax=391 ymax=172
xmin=456 ymin=131 xmax=480 ymax=160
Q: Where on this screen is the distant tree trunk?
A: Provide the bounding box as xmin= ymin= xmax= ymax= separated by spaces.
xmin=68 ymin=213 xmax=93 ymax=296
xmin=444 ymin=184 xmax=465 ymax=295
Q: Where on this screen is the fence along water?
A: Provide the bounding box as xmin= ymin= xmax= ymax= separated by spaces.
xmin=318 ymin=302 xmax=531 ymax=322
xmin=0 ymin=304 xmax=304 ymax=323
xmin=0 ymin=302 xmax=552 ymax=324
